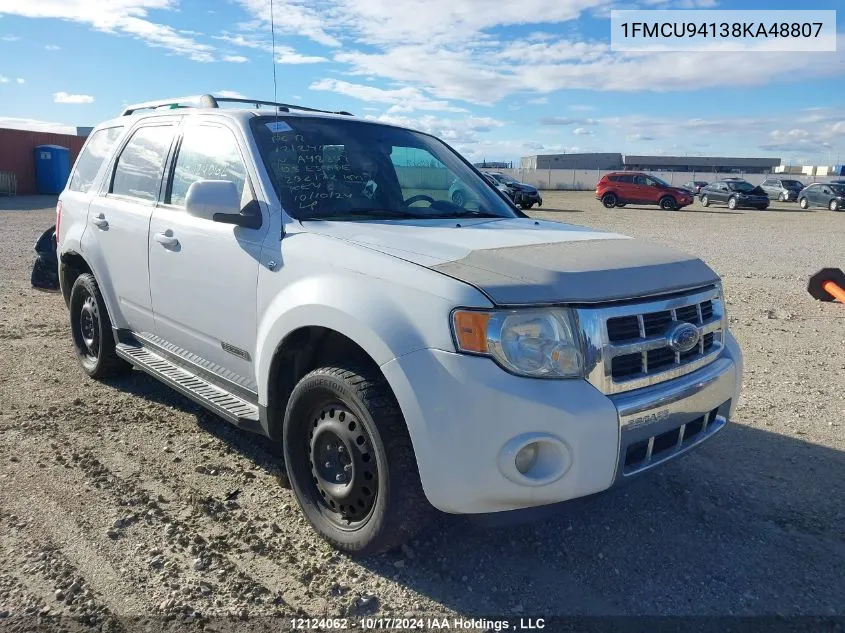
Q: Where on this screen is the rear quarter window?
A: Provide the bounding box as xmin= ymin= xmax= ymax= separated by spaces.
xmin=68 ymin=126 xmax=124 ymax=193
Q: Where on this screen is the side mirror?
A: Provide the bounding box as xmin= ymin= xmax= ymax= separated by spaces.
xmin=185 ymin=180 xmax=261 ymax=229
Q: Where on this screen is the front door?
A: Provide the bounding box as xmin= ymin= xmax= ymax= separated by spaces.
xmin=87 ymin=122 xmax=177 ymax=333
xmin=147 ymin=119 xmax=267 ymax=392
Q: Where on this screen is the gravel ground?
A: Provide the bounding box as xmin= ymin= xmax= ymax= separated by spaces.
xmin=1 ymin=192 xmax=844 ymax=628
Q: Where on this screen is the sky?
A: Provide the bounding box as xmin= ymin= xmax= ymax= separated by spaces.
xmin=0 ymin=0 xmax=843 ymax=166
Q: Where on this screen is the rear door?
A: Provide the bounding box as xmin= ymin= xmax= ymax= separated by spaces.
xmin=630 ymin=174 xmax=652 ymax=203
xmin=86 ymin=121 xmax=177 ymax=333
xmin=614 ymin=174 xmax=635 ymax=201
xmin=147 ymin=117 xmax=266 ymax=391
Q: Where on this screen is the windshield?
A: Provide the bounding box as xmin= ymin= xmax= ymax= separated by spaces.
xmin=728 ymin=181 xmax=756 ymax=192
xmin=648 ymin=174 xmax=671 ymax=187
xmin=831 ymin=184 xmax=845 ymax=196
xmin=250 ymin=116 xmax=518 ymax=221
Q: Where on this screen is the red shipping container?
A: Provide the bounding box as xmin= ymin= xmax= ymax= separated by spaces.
xmin=0 ymin=128 xmax=86 ymax=195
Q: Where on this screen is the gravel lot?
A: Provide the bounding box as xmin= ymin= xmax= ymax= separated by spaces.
xmin=1 ymin=192 xmax=844 ymax=627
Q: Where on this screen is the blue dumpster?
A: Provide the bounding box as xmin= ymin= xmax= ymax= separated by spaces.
xmin=33 ymin=145 xmax=71 ymax=194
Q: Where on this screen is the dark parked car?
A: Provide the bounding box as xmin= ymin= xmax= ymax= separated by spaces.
xmin=484 ymin=172 xmax=543 ymax=209
xmin=760 ymin=177 xmax=805 ymax=202
xmin=682 ymin=180 xmax=708 ymax=195
xmin=595 ymin=172 xmax=694 ymax=210
xmin=699 ymin=180 xmax=769 ymax=210
xmin=798 ymin=182 xmax=845 ymax=211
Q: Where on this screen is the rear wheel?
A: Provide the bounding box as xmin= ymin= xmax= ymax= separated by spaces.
xmin=727 ymin=196 xmax=738 ymax=210
xmin=778 ymin=192 xmax=786 ymax=202
xmin=799 ymin=197 xmax=809 ymax=209
xmin=69 ymin=273 xmax=129 ymax=378
xmin=520 ymin=202 xmax=534 ymax=210
xmin=601 ymin=193 xmax=617 ymax=208
xmin=700 ymin=195 xmax=710 ymax=207
xmin=659 ymin=196 xmax=677 ymax=211
xmin=615 ymin=203 xmax=626 ymax=208
xmin=830 ymin=199 xmax=841 ymax=212
xmin=283 ymin=364 xmax=432 ymax=556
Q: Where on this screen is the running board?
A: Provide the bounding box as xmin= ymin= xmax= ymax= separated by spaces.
xmin=116 ymin=343 xmax=261 ymax=431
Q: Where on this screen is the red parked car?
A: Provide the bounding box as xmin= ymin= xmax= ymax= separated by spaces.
xmin=595 ymin=172 xmax=694 ymax=210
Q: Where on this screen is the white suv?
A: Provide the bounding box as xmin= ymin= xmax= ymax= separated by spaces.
xmin=50 ymin=94 xmax=743 ymax=555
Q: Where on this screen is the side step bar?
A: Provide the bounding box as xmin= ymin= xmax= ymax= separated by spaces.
xmin=115 ymin=343 xmax=261 ymax=431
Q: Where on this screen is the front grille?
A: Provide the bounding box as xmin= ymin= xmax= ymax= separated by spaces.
xmin=578 ymin=287 xmax=725 ymax=395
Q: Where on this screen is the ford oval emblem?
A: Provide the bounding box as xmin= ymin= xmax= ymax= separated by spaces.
xmin=667 ymin=322 xmax=700 ymax=354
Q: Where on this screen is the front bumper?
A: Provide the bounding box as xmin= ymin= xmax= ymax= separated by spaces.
xmin=514 ymin=190 xmax=542 ymax=206
xmin=382 ymin=332 xmax=742 ymax=514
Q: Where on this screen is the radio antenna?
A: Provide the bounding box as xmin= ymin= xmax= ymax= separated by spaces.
xmin=269 ymin=0 xmax=278 ymax=105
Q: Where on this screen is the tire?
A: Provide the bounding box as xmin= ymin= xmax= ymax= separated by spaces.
xmin=799 ymin=197 xmax=808 ymax=209
xmin=778 ymin=192 xmax=785 ymax=202
xmin=451 ymin=190 xmax=465 ymax=207
xmin=659 ymin=196 xmax=677 ymax=211
xmin=520 ymin=203 xmax=533 ymax=210
xmin=615 ymin=203 xmax=626 ymax=208
xmin=283 ymin=364 xmax=432 ymax=556
xmin=727 ymin=196 xmax=738 ymax=210
xmin=700 ymin=195 xmax=710 ymax=207
xmin=830 ymin=199 xmax=840 ymax=212
xmin=68 ymin=273 xmax=129 ymax=378
xmin=601 ymin=193 xmax=617 ymax=208
xmin=755 ymin=205 xmax=769 ymax=210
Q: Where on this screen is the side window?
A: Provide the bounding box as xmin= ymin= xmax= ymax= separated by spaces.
xmin=111 ymin=126 xmax=174 ymax=201
xmin=618 ymin=174 xmax=634 ymax=183
xmin=68 ymin=126 xmax=124 ymax=193
xmin=170 ymin=125 xmax=249 ymax=207
xmin=762 ymin=179 xmax=773 ymax=186
xmin=634 ymin=175 xmax=648 ymax=185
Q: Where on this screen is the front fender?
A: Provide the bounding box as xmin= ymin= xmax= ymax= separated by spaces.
xmin=254 ymin=271 xmax=468 ymax=406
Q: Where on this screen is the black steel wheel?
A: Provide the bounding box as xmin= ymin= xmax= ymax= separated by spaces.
xmin=602 ymin=193 xmax=617 ymax=208
xmin=283 ymin=364 xmax=432 ymax=556
xmin=68 ymin=273 xmax=129 ymax=378
xmin=307 ymin=403 xmax=378 ymax=529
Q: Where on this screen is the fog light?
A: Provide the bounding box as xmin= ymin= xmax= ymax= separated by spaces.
xmin=515 ymin=443 xmax=538 ymax=474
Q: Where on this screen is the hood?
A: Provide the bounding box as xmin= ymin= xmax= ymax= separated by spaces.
xmin=304 ymin=217 xmax=719 ymax=304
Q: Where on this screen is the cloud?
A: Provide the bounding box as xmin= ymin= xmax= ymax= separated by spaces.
xmin=0 ymin=1 xmax=216 ymax=62
xmin=45 ymin=44 xmax=60 ymax=50
xmin=527 ymin=97 xmax=548 ymax=105
xmin=16 ymin=77 xmax=24 ymax=83
xmin=367 ymin=112 xmax=505 ymax=153
xmin=0 ymin=116 xmax=74 ymax=133
xmin=223 ymin=54 xmax=249 ymax=63
xmin=230 ymin=0 xmax=340 ymax=47
xmin=0 ymin=76 xmax=7 ymax=83
xmin=54 ymin=91 xmax=94 ymax=104
xmin=1 ymin=34 xmax=20 ymax=41
xmin=215 ymin=90 xmax=247 ymax=99
xmin=541 ymin=117 xmax=599 ymax=126
xmin=627 ymin=133 xmax=656 ymax=142
xmin=572 ymin=127 xmax=594 ymax=136
xmin=310 ymin=78 xmax=467 ymax=113
xmin=275 ymin=47 xmax=327 ymax=64
xmin=569 ymin=104 xmax=595 ymax=111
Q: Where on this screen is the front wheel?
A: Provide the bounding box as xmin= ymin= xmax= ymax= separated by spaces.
xmin=283 ymin=364 xmax=432 ymax=556
xmin=659 ymin=196 xmax=677 ymax=211
xmin=799 ymin=197 xmax=809 ymax=209
xmin=520 ymin=202 xmax=534 ymax=210
xmin=700 ymin=195 xmax=709 ymax=207
xmin=830 ymin=199 xmax=841 ymax=212
xmin=601 ymin=193 xmax=618 ymax=208
xmin=69 ymin=273 xmax=129 ymax=378
xmin=728 ymin=196 xmax=738 ymax=210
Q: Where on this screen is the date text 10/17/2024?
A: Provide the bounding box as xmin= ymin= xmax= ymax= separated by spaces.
xmin=289 ymin=617 xmax=546 ymax=630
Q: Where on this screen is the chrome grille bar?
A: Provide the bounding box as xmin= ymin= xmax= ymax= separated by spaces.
xmin=577 ymin=285 xmax=725 ymax=395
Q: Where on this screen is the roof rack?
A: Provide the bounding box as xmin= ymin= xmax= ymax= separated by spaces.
xmin=120 ymin=94 xmax=353 ymax=117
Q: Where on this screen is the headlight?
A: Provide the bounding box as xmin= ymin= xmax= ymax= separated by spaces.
xmin=451 ymin=308 xmax=583 ymax=378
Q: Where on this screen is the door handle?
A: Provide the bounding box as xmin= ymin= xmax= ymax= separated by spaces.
xmin=154 ymin=231 xmax=179 ymax=248
xmin=91 ymin=213 xmax=108 ymax=229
